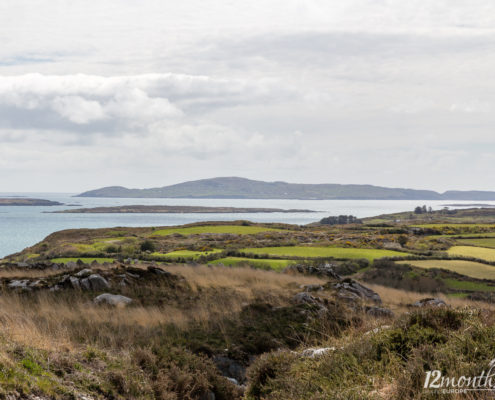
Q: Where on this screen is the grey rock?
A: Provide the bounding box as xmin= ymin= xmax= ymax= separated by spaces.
xmin=301 ymin=347 xmax=336 ymax=358
xmin=148 ymin=266 xmax=171 ymax=276
xmin=366 ymin=306 xmax=394 ymax=318
xmin=213 ymin=355 xmax=246 ymax=384
xmin=75 ymin=268 xmax=92 ymax=277
xmin=412 ymin=298 xmax=447 ymax=308
xmin=285 ymin=263 xmax=341 ymax=279
xmin=16 ymin=262 xmax=29 ymax=268
xmin=69 ymin=276 xmax=80 ymax=290
xmin=301 ymin=284 xmax=324 ymax=292
xmin=87 ymin=274 xmax=110 ymax=291
xmin=94 ymin=293 xmax=133 ymax=307
xmin=80 ymin=278 xmax=91 ymax=291
xmin=334 ymin=279 xmax=382 ymax=304
xmin=66 ymin=261 xmax=78 ymax=269
xmin=8 ymin=279 xmax=30 ymax=289
xmin=293 ymin=292 xmax=318 ymax=305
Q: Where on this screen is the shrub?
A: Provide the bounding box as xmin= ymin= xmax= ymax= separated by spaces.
xmin=140 ymin=240 xmax=156 ymax=252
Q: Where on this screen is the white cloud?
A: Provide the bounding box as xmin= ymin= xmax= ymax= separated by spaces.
xmin=1 ymin=1 xmax=495 ymax=191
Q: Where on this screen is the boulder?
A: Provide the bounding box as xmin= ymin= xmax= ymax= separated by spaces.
xmin=80 ymin=278 xmax=91 ymax=291
xmin=148 ymin=266 xmax=172 ymax=276
xmin=8 ymin=279 xmax=30 ymax=289
xmin=293 ymin=292 xmax=319 ymax=306
xmin=366 ymin=306 xmax=394 ymax=318
xmin=87 ymin=274 xmax=110 ymax=291
xmin=412 ymin=298 xmax=447 ymax=308
xmin=213 ymin=355 xmax=246 ymax=384
xmin=69 ymin=276 xmax=81 ymax=290
xmin=16 ymin=262 xmax=29 ymax=268
xmin=94 ymin=293 xmax=132 ymax=307
xmin=66 ymin=261 xmax=78 ymax=269
xmin=301 ymin=284 xmax=324 ymax=292
xmin=301 ymin=347 xmax=336 ymax=358
xmin=75 ymin=268 xmax=92 ymax=278
xmin=333 ymin=279 xmax=382 ymax=304
xmin=285 ymin=263 xmax=341 ymax=279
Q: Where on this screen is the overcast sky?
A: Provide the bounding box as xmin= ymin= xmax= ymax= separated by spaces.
xmin=1 ymin=0 xmax=495 ymax=192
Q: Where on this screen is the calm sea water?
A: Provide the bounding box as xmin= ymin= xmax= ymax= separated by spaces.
xmin=1 ymin=193 xmax=493 ymax=258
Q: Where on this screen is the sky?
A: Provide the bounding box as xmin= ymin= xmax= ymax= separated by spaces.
xmin=1 ymin=0 xmax=495 ymax=192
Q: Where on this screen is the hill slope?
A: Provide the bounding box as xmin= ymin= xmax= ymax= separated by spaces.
xmin=76 ymin=177 xmax=495 ymax=200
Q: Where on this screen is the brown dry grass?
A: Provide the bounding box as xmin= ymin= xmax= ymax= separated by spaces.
xmin=0 ymin=265 xmax=325 ymax=353
xmin=364 ymin=282 xmax=495 ymax=312
xmin=0 ymin=268 xmax=68 ymax=279
xmin=164 ymin=264 xmax=325 ymax=292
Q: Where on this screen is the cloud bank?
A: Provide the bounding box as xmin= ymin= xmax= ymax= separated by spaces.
xmin=1 ymin=0 xmax=495 ymax=191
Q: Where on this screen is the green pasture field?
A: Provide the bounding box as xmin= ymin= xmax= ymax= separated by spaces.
xmin=51 ymin=257 xmax=115 ymax=264
xmin=398 ymin=259 xmax=495 ymax=280
xmin=413 ymin=224 xmax=495 ymax=235
xmin=443 ymin=278 xmax=495 ymax=292
xmin=211 ymin=257 xmax=294 ymax=271
xmin=151 ymin=249 xmax=222 ymax=260
xmin=456 ymin=238 xmax=495 ymax=249
xmin=241 ymin=246 xmax=408 ymax=261
xmin=447 ymin=246 xmax=495 ymax=262
xmin=152 ymin=225 xmax=284 ymax=236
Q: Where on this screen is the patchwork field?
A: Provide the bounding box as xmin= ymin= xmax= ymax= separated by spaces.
xmin=152 ymin=249 xmax=222 ymax=260
xmin=456 ymin=238 xmax=495 ymax=248
xmin=151 ymin=225 xmax=285 ymax=236
xmin=211 ymin=257 xmax=294 ymax=270
xmin=241 ymin=246 xmax=408 ymax=261
xmin=413 ymin=223 xmax=495 ymax=235
xmin=398 ymin=259 xmax=495 ymax=280
xmin=447 ymin=245 xmax=495 ymax=262
xmin=51 ymin=257 xmax=115 ymax=264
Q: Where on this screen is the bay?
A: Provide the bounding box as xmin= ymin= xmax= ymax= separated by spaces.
xmin=1 ymin=193 xmax=493 ymax=258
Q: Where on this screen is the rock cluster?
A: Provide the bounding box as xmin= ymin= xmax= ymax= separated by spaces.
xmin=284 ymin=263 xmax=341 ymax=279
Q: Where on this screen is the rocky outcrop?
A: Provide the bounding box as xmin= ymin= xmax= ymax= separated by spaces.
xmin=284 ymin=263 xmax=341 ymax=279
xmin=333 ymin=279 xmax=382 ymax=304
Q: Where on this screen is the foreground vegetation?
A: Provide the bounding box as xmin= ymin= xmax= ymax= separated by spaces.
xmin=5 ymin=207 xmax=495 ymax=398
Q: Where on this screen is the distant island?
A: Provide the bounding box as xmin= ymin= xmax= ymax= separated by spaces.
xmin=76 ymin=176 xmax=495 ymax=200
xmin=51 ymin=205 xmax=315 ymax=214
xmin=0 ymin=198 xmax=63 ymax=206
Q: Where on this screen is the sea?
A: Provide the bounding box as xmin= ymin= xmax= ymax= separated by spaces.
xmin=1 ymin=193 xmax=494 ymax=258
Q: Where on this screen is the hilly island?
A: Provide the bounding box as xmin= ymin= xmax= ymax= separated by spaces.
xmin=77 ymin=176 xmax=495 ymax=200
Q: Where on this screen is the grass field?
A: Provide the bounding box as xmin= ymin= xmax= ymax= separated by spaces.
xmin=152 ymin=225 xmax=284 ymax=236
xmin=413 ymin=224 xmax=495 ymax=235
xmin=398 ymin=259 xmax=495 ymax=280
xmin=447 ymin=246 xmax=495 ymax=262
xmin=241 ymin=246 xmax=408 ymax=261
xmin=152 ymin=249 xmax=222 ymax=260
xmin=211 ymin=257 xmax=294 ymax=271
xmin=414 ymin=224 xmax=495 ymax=229
xmin=51 ymin=257 xmax=115 ymax=264
xmin=456 ymin=238 xmax=495 ymax=249
xmin=444 ymin=278 xmax=495 ymax=292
